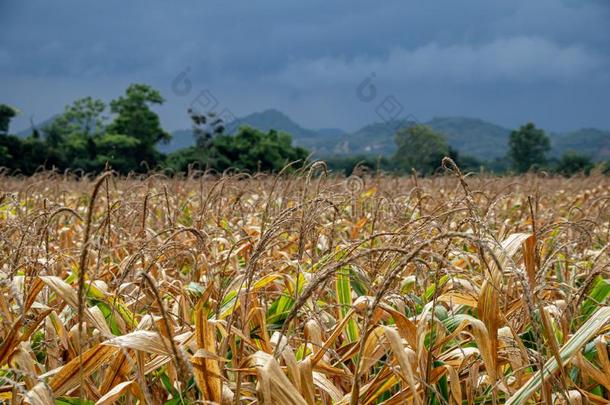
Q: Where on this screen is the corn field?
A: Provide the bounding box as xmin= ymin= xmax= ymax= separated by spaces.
xmin=1 ymin=162 xmax=609 ymax=404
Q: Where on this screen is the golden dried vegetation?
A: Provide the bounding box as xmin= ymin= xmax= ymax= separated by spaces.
xmin=0 ymin=162 xmax=609 ymax=404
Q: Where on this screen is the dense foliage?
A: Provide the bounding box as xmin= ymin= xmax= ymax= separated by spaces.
xmin=555 ymin=151 xmax=595 ymax=176
xmin=393 ymin=124 xmax=450 ymax=174
xmin=166 ymin=127 xmax=309 ymax=173
xmin=0 ymin=86 xmax=307 ymax=175
xmin=508 ymin=123 xmax=551 ymax=173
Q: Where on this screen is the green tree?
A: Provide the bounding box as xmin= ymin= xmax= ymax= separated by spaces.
xmin=0 ymin=104 xmax=57 ymax=173
xmin=163 ymin=109 xmax=226 ymax=173
xmin=213 ymin=127 xmax=308 ymax=172
xmin=0 ymin=135 xmax=23 ymax=169
xmin=42 ymin=97 xmax=107 ymax=170
xmin=19 ymin=136 xmax=51 ymax=174
xmin=508 ymin=123 xmax=551 ymax=173
xmin=166 ymin=126 xmax=308 ymax=173
xmin=44 ymin=97 xmax=106 ymax=144
xmin=164 ymin=146 xmax=204 ymax=173
xmin=555 ymin=151 xmax=594 ymax=176
xmin=93 ymin=133 xmax=142 ymax=173
xmin=189 ymin=109 xmax=225 ymax=148
xmin=0 ymin=104 xmax=18 ymax=136
xmin=108 ymin=84 xmax=170 ymax=169
xmin=393 ymin=124 xmax=449 ymax=174
xmin=0 ymin=133 xmax=55 ymax=175
xmin=0 ymin=104 xmax=20 ymax=167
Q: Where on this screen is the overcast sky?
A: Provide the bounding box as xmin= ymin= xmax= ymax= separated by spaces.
xmin=2 ymin=0 xmax=609 ymax=133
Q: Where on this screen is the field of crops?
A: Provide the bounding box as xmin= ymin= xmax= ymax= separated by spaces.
xmin=1 ymin=163 xmax=609 ymax=404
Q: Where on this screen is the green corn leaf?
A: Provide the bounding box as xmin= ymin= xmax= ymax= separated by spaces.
xmin=507 ymin=306 xmax=610 ymax=405
xmin=580 ymin=276 xmax=610 ymax=318
xmin=336 ymin=266 xmax=359 ymax=343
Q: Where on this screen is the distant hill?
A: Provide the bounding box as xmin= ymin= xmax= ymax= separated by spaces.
xmin=427 ymin=117 xmax=511 ymax=159
xmin=549 ymin=128 xmax=610 ymax=161
xmin=157 ymin=129 xmax=193 ymax=153
xmin=224 ymin=109 xmax=317 ymax=138
xmin=316 ymin=128 xmax=347 ymax=138
xmin=16 ymin=115 xmax=58 ymax=137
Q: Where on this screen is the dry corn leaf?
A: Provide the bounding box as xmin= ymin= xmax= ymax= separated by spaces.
xmin=250 ymin=351 xmax=308 ymax=405
xmin=48 ymin=344 xmax=118 ymax=396
xmin=103 ymin=330 xmax=173 ymax=355
xmin=39 ymin=276 xmax=113 ymax=337
xmin=23 ymin=382 xmax=54 ymax=405
xmin=192 ymin=306 xmax=222 ymax=404
xmin=95 ymin=380 xmax=134 ymax=405
xmin=382 ymin=326 xmax=421 ymax=405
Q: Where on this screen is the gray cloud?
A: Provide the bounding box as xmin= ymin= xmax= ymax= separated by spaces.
xmin=1 ymin=0 xmax=609 ymax=133
xmin=272 ymin=37 xmax=608 ymax=87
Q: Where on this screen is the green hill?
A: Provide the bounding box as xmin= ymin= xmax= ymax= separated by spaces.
xmin=549 ymin=128 xmax=610 ymax=161
xmin=163 ymin=110 xmax=610 ymax=162
xmin=426 ymin=117 xmax=511 ymax=159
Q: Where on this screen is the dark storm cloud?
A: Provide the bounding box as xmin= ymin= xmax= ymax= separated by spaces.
xmin=1 ymin=0 xmax=609 ymax=132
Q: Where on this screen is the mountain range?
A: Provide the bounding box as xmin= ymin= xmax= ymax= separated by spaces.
xmin=160 ymin=109 xmax=610 ymax=161
xmin=19 ymin=109 xmax=610 ymax=162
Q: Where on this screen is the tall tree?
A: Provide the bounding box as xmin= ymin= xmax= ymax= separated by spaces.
xmin=42 ymin=97 xmax=107 ymax=170
xmin=189 ymin=109 xmax=225 ymax=148
xmin=109 ymin=84 xmax=169 ymax=144
xmin=44 ymin=97 xmax=106 ymax=144
xmin=508 ymin=123 xmax=551 ymax=173
xmin=393 ymin=124 xmax=449 ymax=174
xmin=108 ymin=84 xmax=170 ymax=169
xmin=0 ymin=104 xmax=18 ymax=136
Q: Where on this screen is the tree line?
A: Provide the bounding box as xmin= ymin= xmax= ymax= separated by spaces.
xmin=0 ymin=84 xmax=308 ymax=175
xmin=1 ymin=83 xmax=607 ymax=176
